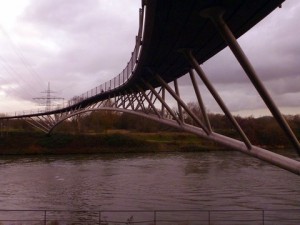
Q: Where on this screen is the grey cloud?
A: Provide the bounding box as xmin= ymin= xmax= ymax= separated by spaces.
xmin=187 ymin=0 xmax=300 ymax=111
xmin=1 ymin=0 xmax=299 ymax=115
xmin=17 ymin=0 xmax=141 ymax=99
xmin=213 ymin=2 xmax=299 ymax=70
xmin=23 ymin=0 xmax=99 ymax=30
xmin=265 ymin=76 xmax=300 ymax=95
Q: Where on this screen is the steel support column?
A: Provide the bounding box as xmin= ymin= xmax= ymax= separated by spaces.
xmin=136 ymin=85 xmax=162 ymax=118
xmin=132 ymin=91 xmax=145 ymax=112
xmin=189 ymin=69 xmax=212 ymax=133
xmin=142 ymin=79 xmax=182 ymax=125
xmin=161 ymin=87 xmax=166 ymax=117
xmin=155 ymin=74 xmax=210 ymax=135
xmin=174 ymin=79 xmax=184 ymax=122
xmin=201 ymin=7 xmax=300 ymax=154
xmin=184 ymin=50 xmax=252 ymax=149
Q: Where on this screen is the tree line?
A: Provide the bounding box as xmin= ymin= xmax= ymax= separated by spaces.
xmin=1 ymin=103 xmax=300 ymax=148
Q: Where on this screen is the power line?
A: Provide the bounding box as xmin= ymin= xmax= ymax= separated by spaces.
xmin=0 ymin=58 xmax=35 ymax=99
xmin=0 ymin=25 xmax=46 ymax=89
xmin=0 ymin=73 xmax=30 ymax=99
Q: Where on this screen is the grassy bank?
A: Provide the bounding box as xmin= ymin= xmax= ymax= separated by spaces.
xmin=0 ymin=131 xmax=225 ymax=155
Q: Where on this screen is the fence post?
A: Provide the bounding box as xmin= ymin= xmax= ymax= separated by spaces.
xmin=208 ymin=210 xmax=211 ymax=225
xmin=99 ymin=211 xmax=101 ymax=225
xmin=44 ymin=210 xmax=47 ymax=225
xmin=154 ymin=211 xmax=156 ymax=225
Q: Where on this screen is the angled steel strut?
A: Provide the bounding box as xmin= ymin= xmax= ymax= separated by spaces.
xmin=200 ymin=7 xmax=300 ymax=155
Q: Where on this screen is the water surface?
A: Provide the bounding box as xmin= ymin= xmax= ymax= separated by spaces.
xmin=0 ymin=151 xmax=299 ymax=211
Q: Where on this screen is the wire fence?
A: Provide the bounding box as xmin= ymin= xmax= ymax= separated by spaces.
xmin=0 ymin=209 xmax=299 ymax=225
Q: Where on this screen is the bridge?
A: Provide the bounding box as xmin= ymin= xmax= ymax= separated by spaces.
xmin=1 ymin=0 xmax=300 ymax=175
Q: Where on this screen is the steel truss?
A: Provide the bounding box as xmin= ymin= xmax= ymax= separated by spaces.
xmin=22 ymin=65 xmax=300 ymax=175
xmin=1 ymin=6 xmax=299 ymax=175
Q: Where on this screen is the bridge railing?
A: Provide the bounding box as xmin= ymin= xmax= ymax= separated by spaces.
xmin=67 ymin=5 xmax=145 ymax=109
xmin=0 ymin=209 xmax=299 ymax=225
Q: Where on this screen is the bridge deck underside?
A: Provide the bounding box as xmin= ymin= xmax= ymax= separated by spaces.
xmin=1 ymin=0 xmax=284 ymax=118
xmin=71 ymin=0 xmax=283 ymax=110
xmin=135 ymin=0 xmax=284 ymax=85
xmin=60 ymin=0 xmax=284 ymax=112
xmin=71 ymin=0 xmax=285 ymax=109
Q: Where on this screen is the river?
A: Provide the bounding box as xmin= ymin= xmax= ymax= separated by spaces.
xmin=0 ymin=150 xmax=299 ymax=223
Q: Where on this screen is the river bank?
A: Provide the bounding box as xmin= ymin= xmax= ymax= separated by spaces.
xmin=0 ymin=131 xmax=225 ymax=155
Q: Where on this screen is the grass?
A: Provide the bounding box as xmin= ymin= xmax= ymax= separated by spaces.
xmin=0 ymin=130 xmax=228 ymax=155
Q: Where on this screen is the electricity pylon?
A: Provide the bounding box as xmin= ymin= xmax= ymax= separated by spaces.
xmin=33 ymin=82 xmax=64 ymax=111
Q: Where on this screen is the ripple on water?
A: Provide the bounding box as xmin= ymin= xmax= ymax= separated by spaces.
xmin=0 ymin=151 xmax=299 ymax=210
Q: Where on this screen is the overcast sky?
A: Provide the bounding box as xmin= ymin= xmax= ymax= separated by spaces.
xmin=0 ymin=0 xmax=299 ymax=117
